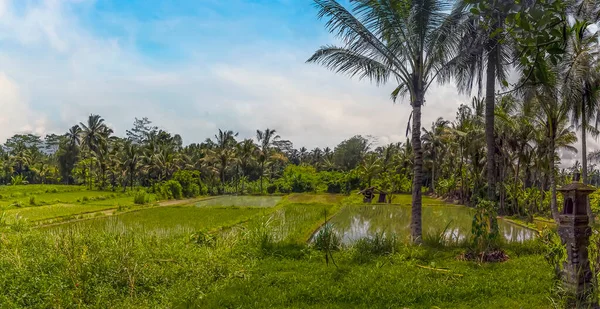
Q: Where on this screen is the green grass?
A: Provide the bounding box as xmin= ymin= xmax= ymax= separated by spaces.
xmin=194 ymin=196 xmax=282 ymax=208
xmin=3 ymin=203 xmax=119 ymax=223
xmin=51 ymin=206 xmax=268 ymax=232
xmin=286 ymin=193 xmax=346 ymax=204
xmin=0 ymin=186 xmax=562 ymax=308
xmin=199 ymin=249 xmax=553 ymax=309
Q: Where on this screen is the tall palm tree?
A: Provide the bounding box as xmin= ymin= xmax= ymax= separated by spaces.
xmin=561 ymin=19 xmax=600 ymax=187
xmin=450 ymin=0 xmax=514 ymax=202
xmin=236 ymin=139 xmax=257 ymax=194
xmin=122 ymin=141 xmax=140 ymax=192
xmin=308 ymin=0 xmax=464 ymax=243
xmin=66 ymin=125 xmax=82 ymax=147
xmin=256 ymin=128 xmax=279 ymax=193
xmin=213 ymin=129 xmax=238 ymax=193
xmin=422 ymin=117 xmax=450 ymax=193
xmin=80 ymin=114 xmax=111 ymax=188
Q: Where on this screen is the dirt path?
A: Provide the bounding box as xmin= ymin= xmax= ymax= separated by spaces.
xmin=36 ymin=196 xmax=219 ymax=228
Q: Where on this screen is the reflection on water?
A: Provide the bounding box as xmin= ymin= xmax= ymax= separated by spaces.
xmin=319 ymin=205 xmax=536 ymax=244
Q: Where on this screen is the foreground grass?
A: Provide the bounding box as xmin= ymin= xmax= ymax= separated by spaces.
xmin=0 ymin=225 xmax=554 ymax=308
xmin=201 ymin=248 xmax=553 ymax=309
xmin=0 ymin=191 xmax=557 ymax=308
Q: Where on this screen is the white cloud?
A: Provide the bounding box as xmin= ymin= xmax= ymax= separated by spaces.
xmin=0 ymin=73 xmax=48 ymax=141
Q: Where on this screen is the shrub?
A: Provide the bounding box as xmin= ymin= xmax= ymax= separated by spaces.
xmin=29 ymin=196 xmax=37 ymax=206
xmin=266 ymin=184 xmax=277 ymax=194
xmin=173 ymin=170 xmax=202 ymax=198
xmin=277 ymin=165 xmax=318 ymax=193
xmin=82 ymin=196 xmax=90 ymax=203
xmin=10 ymin=175 xmax=26 ymax=186
xmin=134 ymin=191 xmax=149 ymax=205
xmin=155 ymin=180 xmax=183 ymax=200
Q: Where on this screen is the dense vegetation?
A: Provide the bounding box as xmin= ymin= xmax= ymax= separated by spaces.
xmin=1 ymin=0 xmax=600 ymax=306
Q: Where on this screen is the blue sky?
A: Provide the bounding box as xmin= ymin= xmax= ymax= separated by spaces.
xmin=0 ymin=0 xmax=470 ymax=149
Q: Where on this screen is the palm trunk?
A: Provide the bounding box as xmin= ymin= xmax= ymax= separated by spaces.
xmin=260 ymin=162 xmax=264 ymax=194
xmin=550 ymin=138 xmax=559 ymax=222
xmin=411 ymin=95 xmax=424 ymax=244
xmin=431 ymin=149 xmax=436 ymax=194
xmin=485 ymin=38 xmax=497 ymax=202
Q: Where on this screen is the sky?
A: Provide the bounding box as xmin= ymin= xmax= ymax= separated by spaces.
xmin=0 ymin=0 xmax=593 ymax=166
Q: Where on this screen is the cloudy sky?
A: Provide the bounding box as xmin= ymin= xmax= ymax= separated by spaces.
xmin=0 ymin=0 xmax=593 ymax=165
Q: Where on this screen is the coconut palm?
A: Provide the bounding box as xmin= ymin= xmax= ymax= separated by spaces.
xmin=449 ymin=0 xmax=515 ymax=202
xmin=80 ymin=114 xmax=111 ymax=188
xmin=561 ymin=19 xmax=600 ymax=188
xmin=422 ymin=117 xmax=451 ymax=193
xmin=308 ymin=0 xmax=465 ymax=243
xmin=122 ymin=141 xmax=140 ymax=191
xmin=256 ymin=128 xmax=280 ymax=193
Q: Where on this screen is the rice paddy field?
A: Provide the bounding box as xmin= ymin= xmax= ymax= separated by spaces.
xmin=0 ymin=186 xmax=558 ymax=308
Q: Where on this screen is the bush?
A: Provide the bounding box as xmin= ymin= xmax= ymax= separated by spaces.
xmin=277 ymin=165 xmax=318 ymax=193
xmin=266 ymin=184 xmax=277 ymax=194
xmin=82 ymin=196 xmax=90 ymax=202
xmin=155 ymin=180 xmax=183 ymax=200
xmin=173 ymin=170 xmax=202 ymax=198
xmin=133 ymin=191 xmax=150 ymax=205
xmin=29 ymin=196 xmax=36 ymax=206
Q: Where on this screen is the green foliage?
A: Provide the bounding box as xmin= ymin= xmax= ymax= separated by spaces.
xmin=173 ymin=170 xmax=201 ymax=198
xmin=352 ymin=232 xmax=398 ymax=260
xmin=266 ymin=183 xmax=277 ymax=194
xmin=332 ymin=135 xmax=370 ymax=171
xmin=277 ymin=165 xmax=318 ymax=193
xmin=538 ymin=227 xmax=566 ymax=279
xmin=29 ymin=196 xmax=37 ymax=206
xmin=318 ymin=171 xmax=345 ymax=193
xmin=133 ymin=191 xmax=149 ymax=205
xmin=313 ymin=223 xmax=340 ymax=252
xmin=153 ymin=180 xmax=183 ymax=200
xmin=471 ymin=199 xmax=500 ymax=251
xmin=10 ymin=175 xmax=26 ymax=186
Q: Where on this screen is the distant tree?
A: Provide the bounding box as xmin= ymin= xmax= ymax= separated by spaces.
xmin=126 ymin=117 xmax=158 ymax=144
xmin=256 ymin=128 xmax=280 ymax=193
xmin=332 ymin=135 xmax=370 ymax=171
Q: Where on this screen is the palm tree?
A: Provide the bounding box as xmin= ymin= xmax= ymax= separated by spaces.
xmin=235 ymin=139 xmax=257 ymax=194
xmin=527 ymin=69 xmax=578 ymax=222
xmin=450 ymin=0 xmax=514 ymax=202
xmin=308 ymin=0 xmax=464 ymax=243
xmin=422 ymin=117 xmax=450 ymax=193
xmin=122 ymin=141 xmax=140 ymax=192
xmin=66 ymin=125 xmax=82 ymax=147
xmin=256 ymin=128 xmax=279 ymax=193
xmin=561 ymin=19 xmax=600 ymax=187
xmin=80 ymin=114 xmax=111 ymax=188
xmin=213 ymin=129 xmax=238 ymax=193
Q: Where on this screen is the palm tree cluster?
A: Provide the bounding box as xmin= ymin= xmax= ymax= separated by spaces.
xmin=308 ymin=0 xmax=600 ymax=241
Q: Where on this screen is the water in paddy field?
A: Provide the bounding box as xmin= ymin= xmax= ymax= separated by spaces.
xmin=194 ymin=196 xmax=282 ymax=208
xmin=319 ymin=205 xmax=537 ymax=245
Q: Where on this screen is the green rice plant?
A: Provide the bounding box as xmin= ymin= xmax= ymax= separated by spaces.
xmin=353 ymin=232 xmax=398 ymax=257
xmin=82 ymin=196 xmax=89 ymax=203
xmin=11 ymin=200 xmax=23 ymax=208
xmin=313 ymin=223 xmax=341 ymax=252
xmin=29 ymin=196 xmax=37 ymax=206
